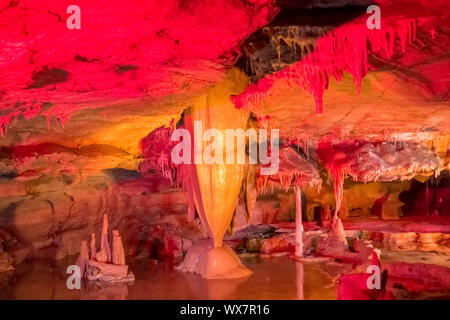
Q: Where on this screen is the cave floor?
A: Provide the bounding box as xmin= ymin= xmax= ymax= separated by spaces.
xmin=0 ymin=217 xmax=448 ymax=300
xmin=0 ymin=253 xmax=448 ymax=300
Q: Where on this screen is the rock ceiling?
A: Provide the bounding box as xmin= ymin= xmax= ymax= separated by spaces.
xmin=0 ymin=0 xmax=278 ymax=153
xmin=0 ymin=0 xmax=449 ymax=161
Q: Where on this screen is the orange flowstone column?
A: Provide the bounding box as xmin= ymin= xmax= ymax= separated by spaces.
xmin=183 ymin=69 xmax=252 ymax=279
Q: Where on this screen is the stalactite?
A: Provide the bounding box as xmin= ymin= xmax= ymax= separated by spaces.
xmin=317 ymin=137 xmax=443 ymax=218
xmin=331 ymin=167 xmax=345 ymax=217
xmin=140 ymin=125 xmax=178 ymax=185
xmin=255 ymin=146 xmax=321 ymax=195
xmin=232 ymin=17 xmax=437 ymax=115
xmin=112 ymin=230 xmax=126 ymax=265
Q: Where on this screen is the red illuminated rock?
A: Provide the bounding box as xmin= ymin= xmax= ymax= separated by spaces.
xmin=76 ymin=240 xmax=90 ymax=277
xmin=0 ymin=0 xmax=278 ymax=134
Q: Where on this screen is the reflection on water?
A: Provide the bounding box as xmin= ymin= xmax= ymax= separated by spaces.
xmin=0 ymin=256 xmax=343 ymax=300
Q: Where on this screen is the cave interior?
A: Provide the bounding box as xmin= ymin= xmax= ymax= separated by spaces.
xmin=0 ymin=0 xmax=449 ymax=300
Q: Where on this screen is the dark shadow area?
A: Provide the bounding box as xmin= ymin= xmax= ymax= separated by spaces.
xmin=400 ymin=171 xmax=450 ymax=217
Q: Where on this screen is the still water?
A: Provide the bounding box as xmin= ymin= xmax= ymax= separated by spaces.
xmin=0 ymin=256 xmax=343 ymax=300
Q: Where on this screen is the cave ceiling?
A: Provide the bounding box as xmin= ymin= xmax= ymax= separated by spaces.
xmin=0 ymin=0 xmax=449 ymax=162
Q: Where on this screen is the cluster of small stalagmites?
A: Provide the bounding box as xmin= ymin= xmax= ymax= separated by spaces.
xmin=76 ymin=214 xmax=134 ymax=282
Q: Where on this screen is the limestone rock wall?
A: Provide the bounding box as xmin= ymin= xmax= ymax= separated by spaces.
xmin=0 ymin=141 xmax=203 ymax=265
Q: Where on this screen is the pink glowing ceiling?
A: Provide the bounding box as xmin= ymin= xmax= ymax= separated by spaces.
xmin=0 ymin=0 xmax=278 ymax=134
xmin=0 ymin=0 xmax=449 ymax=146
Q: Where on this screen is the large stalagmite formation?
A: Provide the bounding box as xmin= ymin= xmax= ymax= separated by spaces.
xmin=179 ymin=69 xmax=253 ymax=278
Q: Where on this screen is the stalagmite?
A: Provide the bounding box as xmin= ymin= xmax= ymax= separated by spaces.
xmin=332 ymin=168 xmax=345 ymax=218
xmin=90 ymin=233 xmax=96 ymax=261
xmin=332 ymin=215 xmax=348 ymax=248
xmin=112 ymin=230 xmax=126 ymax=265
xmin=295 ymin=187 xmax=303 ymax=257
xmin=96 ymin=214 xmax=111 ymax=263
xmin=178 ymin=68 xmax=252 ymax=279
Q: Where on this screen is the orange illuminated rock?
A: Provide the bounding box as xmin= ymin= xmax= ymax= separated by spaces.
xmin=180 ymin=69 xmax=252 ymax=278
xmin=0 ymin=246 xmax=14 ymax=273
xmin=177 ymin=240 xmax=252 ymax=279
